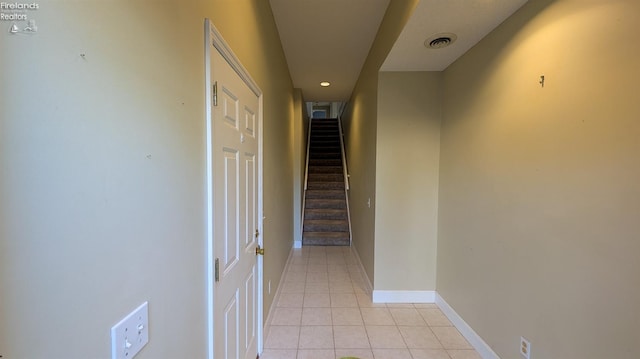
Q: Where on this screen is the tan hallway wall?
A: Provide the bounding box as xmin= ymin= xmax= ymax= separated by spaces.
xmin=0 ymin=0 xmax=295 ymax=358
xmin=437 ymin=0 xmax=640 ymax=358
xmin=341 ymin=0 xmax=418 ymax=285
xmin=375 ymin=71 xmax=442 ymax=292
xmin=292 ymin=89 xmax=310 ymax=245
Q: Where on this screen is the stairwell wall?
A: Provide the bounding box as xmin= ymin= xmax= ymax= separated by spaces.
xmin=292 ymin=89 xmax=310 ymax=246
xmin=342 ymin=0 xmax=419 ymax=286
xmin=375 ymin=71 xmax=442 ymax=292
xmin=0 ymin=1 xmax=295 ymax=358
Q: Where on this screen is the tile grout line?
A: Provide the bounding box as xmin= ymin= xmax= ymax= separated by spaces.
xmin=267 ymin=246 xmax=481 ymax=359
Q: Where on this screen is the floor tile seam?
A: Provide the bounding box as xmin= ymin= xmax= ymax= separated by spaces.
xmin=398 ymin=325 xmax=449 ymax=351
xmin=353 ymin=289 xmax=374 ymax=352
xmin=427 ymin=324 xmax=455 ymax=328
xmin=333 ymin=323 xmax=373 ymax=352
xmin=430 ymin=326 xmax=474 ymax=350
xmin=393 ymin=323 xmax=431 ymax=327
xmin=406 ymin=348 xmax=454 ymax=359
xmin=391 ymin=309 xmax=429 ymax=327
xmin=363 ymin=323 xmax=408 ymax=350
xmin=330 ymin=313 xmax=337 ymax=353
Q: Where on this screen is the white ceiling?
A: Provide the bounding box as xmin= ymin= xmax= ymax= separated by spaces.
xmin=381 ymin=0 xmax=528 ymax=71
xmin=270 ymin=0 xmax=528 ymax=102
xmin=269 ymin=0 xmax=390 ymax=102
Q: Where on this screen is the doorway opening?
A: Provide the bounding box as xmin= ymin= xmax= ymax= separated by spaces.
xmin=307 ymin=101 xmax=345 ymax=119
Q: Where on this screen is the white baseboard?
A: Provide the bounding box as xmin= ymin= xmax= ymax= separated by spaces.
xmin=372 ymin=290 xmax=436 ymax=303
xmin=263 ymin=247 xmax=296 ymax=342
xmin=436 ymin=293 xmax=500 ymax=359
xmin=264 ymin=246 xmax=499 ymax=358
xmin=349 ymin=245 xmax=373 ymax=294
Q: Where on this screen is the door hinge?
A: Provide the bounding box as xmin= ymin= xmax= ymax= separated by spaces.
xmin=214 ymin=258 xmax=220 ymax=282
xmin=213 ymin=81 xmax=218 ymax=107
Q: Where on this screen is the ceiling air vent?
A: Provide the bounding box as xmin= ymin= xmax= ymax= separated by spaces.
xmin=425 ymin=33 xmax=457 ymax=49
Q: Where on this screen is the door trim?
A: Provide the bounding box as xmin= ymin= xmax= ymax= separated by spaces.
xmin=204 ymin=18 xmax=264 ymax=359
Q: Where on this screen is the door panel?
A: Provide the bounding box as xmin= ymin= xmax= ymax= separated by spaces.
xmin=210 ymin=42 xmax=260 ymax=359
xmin=223 ymin=149 xmax=239 ymax=274
xmin=223 ymin=291 xmax=239 ymax=359
xmin=245 ymin=154 xmax=256 ymax=248
xmin=244 ymin=268 xmax=256 ymax=351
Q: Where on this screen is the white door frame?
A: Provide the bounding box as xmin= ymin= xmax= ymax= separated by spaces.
xmin=204 ymin=18 xmax=264 ymax=359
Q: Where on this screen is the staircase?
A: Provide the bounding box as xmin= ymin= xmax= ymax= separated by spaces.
xmin=303 ymin=118 xmax=350 ymax=246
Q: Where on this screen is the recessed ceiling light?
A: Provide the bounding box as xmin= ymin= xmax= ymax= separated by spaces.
xmin=320 ymin=81 xmax=331 ymax=87
xmin=424 ymin=33 xmax=457 ymax=49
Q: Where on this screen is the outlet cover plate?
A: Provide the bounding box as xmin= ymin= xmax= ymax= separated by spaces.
xmin=111 ymin=302 xmax=149 ymax=359
xmin=520 ymin=336 xmax=531 ymax=359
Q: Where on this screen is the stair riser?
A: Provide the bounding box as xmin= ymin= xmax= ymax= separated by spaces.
xmin=308 ymin=174 xmax=344 ymax=182
xmin=311 ymin=137 xmax=339 ymax=141
xmin=310 ymin=139 xmax=340 ymax=143
xmin=305 ymin=201 xmax=346 ymax=209
xmin=303 ymin=232 xmax=349 ymax=238
xmin=307 ymin=182 xmax=344 ymax=188
xmin=310 ymin=144 xmax=340 ymax=148
xmin=309 ymin=148 xmax=341 ymax=153
xmin=310 ymin=143 xmax=341 ymax=148
xmin=305 ymin=215 xmax=347 ymax=221
xmin=311 ymin=134 xmax=339 ymax=138
xmin=305 ymin=190 xmax=345 ymax=199
xmin=309 ymin=154 xmax=341 ymax=160
xmin=312 ymin=125 xmax=338 ymax=128
xmin=307 ymin=182 xmax=345 ymax=190
xmin=309 ymin=152 xmax=341 ymax=157
xmin=308 ymin=167 xmax=343 ymax=174
xmin=309 ymin=150 xmax=341 ymax=155
xmin=304 ymin=210 xmax=347 ymax=220
xmin=309 ymin=160 xmax=342 ymax=166
xmin=310 ymin=147 xmax=340 ymax=151
xmin=302 ymin=236 xmax=350 ymax=246
xmin=304 ymin=224 xmax=349 ymax=232
xmin=311 ymin=133 xmax=340 ymax=136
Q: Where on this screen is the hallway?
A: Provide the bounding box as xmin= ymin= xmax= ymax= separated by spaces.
xmin=262 ymin=246 xmax=481 ymax=359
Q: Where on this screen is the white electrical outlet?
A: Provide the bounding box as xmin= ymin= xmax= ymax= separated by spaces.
xmin=520 ymin=336 xmax=531 ymax=359
xmin=111 ymin=302 xmax=149 ymax=359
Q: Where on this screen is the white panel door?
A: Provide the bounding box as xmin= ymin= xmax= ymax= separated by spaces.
xmin=209 ymin=33 xmax=261 ymax=359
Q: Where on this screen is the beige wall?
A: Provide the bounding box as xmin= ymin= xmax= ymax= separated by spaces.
xmin=375 ymin=71 xmax=441 ymax=291
xmin=292 ymin=89 xmax=309 ymax=245
xmin=438 ymin=0 xmax=640 ymax=358
xmin=342 ymin=0 xmax=418 ymax=284
xmin=0 ymin=1 xmax=295 ymax=358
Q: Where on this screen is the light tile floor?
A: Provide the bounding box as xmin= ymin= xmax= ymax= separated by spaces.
xmin=262 ymin=246 xmax=482 ymax=359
